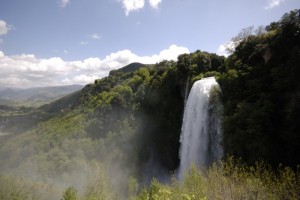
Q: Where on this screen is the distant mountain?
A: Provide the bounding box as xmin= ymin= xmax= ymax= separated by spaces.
xmin=0 ymin=84 xmax=83 ymax=106
xmin=109 ymin=62 xmax=153 ymax=76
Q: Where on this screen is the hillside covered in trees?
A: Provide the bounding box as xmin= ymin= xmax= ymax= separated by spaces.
xmin=0 ymin=9 xmax=299 ymax=200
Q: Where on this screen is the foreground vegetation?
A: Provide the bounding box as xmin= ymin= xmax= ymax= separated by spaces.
xmin=135 ymin=158 xmax=300 ymax=200
xmin=1 ymin=158 xmax=299 ymax=200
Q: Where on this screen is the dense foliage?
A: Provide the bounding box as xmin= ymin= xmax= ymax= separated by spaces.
xmin=219 ymin=9 xmax=300 ymax=166
xmin=134 ymin=158 xmax=300 ymax=200
xmin=0 ymin=9 xmax=299 ymax=199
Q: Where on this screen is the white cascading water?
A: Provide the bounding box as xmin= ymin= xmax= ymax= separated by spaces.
xmin=178 ymin=77 xmax=223 ymax=180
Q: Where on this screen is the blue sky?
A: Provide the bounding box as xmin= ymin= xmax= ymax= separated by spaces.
xmin=0 ymin=0 xmax=299 ymax=88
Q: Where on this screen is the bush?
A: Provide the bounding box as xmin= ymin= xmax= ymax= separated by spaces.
xmin=62 ymin=187 xmax=78 ymax=200
xmin=134 ymin=157 xmax=300 ymax=200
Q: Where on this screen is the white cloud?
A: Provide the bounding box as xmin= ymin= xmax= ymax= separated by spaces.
xmin=0 ymin=20 xmax=11 ymax=36
xmin=53 ymin=49 xmax=69 ymax=54
xmin=0 ymin=45 xmax=189 ymax=88
xmin=79 ymin=41 xmax=88 ymax=45
xmin=149 ymin=0 xmax=162 ymax=9
xmin=217 ymin=40 xmax=239 ymax=57
xmin=122 ymin=0 xmax=145 ymax=15
xmin=60 ymin=0 xmax=70 ymax=8
xmin=217 ymin=44 xmax=229 ymax=57
xmin=73 ymin=74 xmax=99 ymax=84
xmin=120 ymin=0 xmax=163 ymax=15
xmin=157 ymin=45 xmax=189 ymax=60
xmin=90 ymin=33 xmax=101 ymax=40
xmin=265 ymin=0 xmax=284 ymax=9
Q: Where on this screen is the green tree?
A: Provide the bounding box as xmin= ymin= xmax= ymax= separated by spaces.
xmin=62 ymin=187 xmax=78 ymax=200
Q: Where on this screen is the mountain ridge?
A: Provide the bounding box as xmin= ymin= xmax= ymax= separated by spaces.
xmin=0 ymin=84 xmax=84 ymax=107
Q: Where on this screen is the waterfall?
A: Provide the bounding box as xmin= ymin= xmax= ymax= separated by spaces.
xmin=178 ymin=77 xmax=223 ymax=180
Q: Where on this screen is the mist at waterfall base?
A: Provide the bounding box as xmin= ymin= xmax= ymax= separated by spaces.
xmin=178 ymin=77 xmax=223 ymax=180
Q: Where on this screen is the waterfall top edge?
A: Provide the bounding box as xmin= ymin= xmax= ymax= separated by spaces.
xmin=197 ymin=77 xmax=216 ymax=82
xmin=193 ymin=76 xmax=218 ymax=90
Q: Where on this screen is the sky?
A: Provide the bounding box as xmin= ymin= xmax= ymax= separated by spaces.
xmin=0 ymin=0 xmax=299 ymax=88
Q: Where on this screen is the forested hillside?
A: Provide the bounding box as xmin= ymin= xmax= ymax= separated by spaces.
xmin=219 ymin=9 xmax=300 ymax=166
xmin=0 ymin=9 xmax=299 ymax=200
